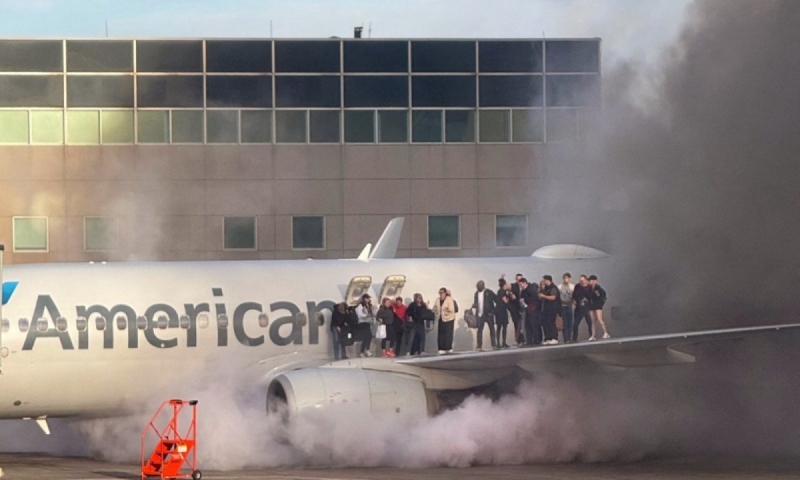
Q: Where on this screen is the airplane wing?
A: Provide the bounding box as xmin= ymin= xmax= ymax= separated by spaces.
xmin=395 ymin=324 xmax=800 ymax=370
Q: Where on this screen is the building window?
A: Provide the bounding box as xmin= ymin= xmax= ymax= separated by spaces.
xmin=171 ymin=110 xmax=204 ymax=144
xmin=137 ymin=76 xmax=204 ymax=108
xmin=479 ymin=110 xmax=510 ymax=142
xmin=512 ymin=109 xmax=544 ymax=143
xmin=378 ymin=110 xmax=407 ymax=143
xmin=206 ymin=110 xmax=239 ymax=144
xmin=445 ymin=110 xmax=475 ymax=143
xmin=309 ymin=110 xmax=340 ymax=143
xmin=275 ymin=76 xmax=340 ymax=108
xmin=275 ymin=110 xmax=307 ymax=143
xmin=0 ymin=110 xmax=28 ymax=144
xmin=0 ymin=76 xmax=63 ymax=108
xmin=292 ymin=216 xmax=325 ymax=250
xmin=137 ymin=110 xmax=169 ymax=144
xmin=344 ymin=110 xmax=375 ymax=143
xmin=101 ymin=110 xmax=134 ymax=144
xmin=13 ymin=217 xmax=48 ymax=252
xmin=412 ymin=110 xmax=442 ymax=143
xmin=31 ymin=110 xmax=63 ymax=144
xmin=241 ymin=110 xmax=272 ymax=144
xmin=496 ymin=215 xmax=527 ymax=247
xmin=428 ymin=215 xmax=460 ymax=249
xmin=223 ymin=216 xmax=257 ymax=250
xmin=66 ymin=110 xmax=100 ymax=145
xmin=84 ymin=217 xmax=118 ymax=251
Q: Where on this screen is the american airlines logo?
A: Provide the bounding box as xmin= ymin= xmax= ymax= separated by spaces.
xmin=2 ymin=281 xmax=18 ymax=306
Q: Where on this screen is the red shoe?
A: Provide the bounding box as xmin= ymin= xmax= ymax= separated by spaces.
xmin=388 ymin=348 xmax=396 ymax=357
xmin=381 ymin=351 xmax=390 ymax=358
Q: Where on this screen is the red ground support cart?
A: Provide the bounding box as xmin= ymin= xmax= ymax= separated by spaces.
xmin=141 ymin=399 xmax=201 ymax=480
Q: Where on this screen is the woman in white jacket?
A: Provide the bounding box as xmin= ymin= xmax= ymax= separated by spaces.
xmin=355 ymin=294 xmax=376 ymax=357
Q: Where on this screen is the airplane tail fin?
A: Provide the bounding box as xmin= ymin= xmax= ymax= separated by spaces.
xmin=369 ymin=217 xmax=405 ymax=260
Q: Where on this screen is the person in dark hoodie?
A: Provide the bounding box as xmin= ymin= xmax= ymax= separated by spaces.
xmin=538 ymin=275 xmax=561 ymax=345
xmin=572 ymin=274 xmax=593 ymax=342
xmin=406 ymin=293 xmax=432 ymax=355
xmin=519 ymin=277 xmax=541 ymax=346
xmin=331 ymin=302 xmax=349 ymax=360
xmin=588 ymin=275 xmax=611 ymax=340
xmin=496 ymin=278 xmax=511 ymax=348
xmin=377 ymin=297 xmax=396 ymax=357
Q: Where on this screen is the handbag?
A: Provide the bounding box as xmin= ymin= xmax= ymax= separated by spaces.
xmin=376 ymin=324 xmax=387 ymax=339
xmin=464 ymin=310 xmax=478 ymax=329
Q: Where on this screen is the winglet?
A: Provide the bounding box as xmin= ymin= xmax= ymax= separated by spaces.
xmin=357 ymin=243 xmax=372 ymax=261
xmin=369 ymin=217 xmax=405 ymax=259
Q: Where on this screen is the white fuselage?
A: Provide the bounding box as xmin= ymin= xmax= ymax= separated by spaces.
xmin=0 ymin=256 xmax=614 ymax=419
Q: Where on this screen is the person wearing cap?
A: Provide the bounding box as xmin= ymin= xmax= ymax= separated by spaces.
xmin=572 ymin=275 xmax=593 ymax=341
xmin=588 ymin=275 xmax=611 ymax=340
xmin=472 ymin=280 xmax=497 ymax=351
xmin=538 ymin=275 xmax=561 ymax=345
xmin=433 ymin=287 xmax=456 ymax=354
xmin=559 ymin=273 xmax=575 ymax=343
xmin=355 ymin=293 xmax=376 ymax=356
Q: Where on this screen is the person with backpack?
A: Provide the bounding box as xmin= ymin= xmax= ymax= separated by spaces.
xmin=538 ymin=275 xmax=561 ymax=345
xmin=433 ymin=287 xmax=457 ymax=354
xmin=588 ymin=275 xmax=611 ymax=340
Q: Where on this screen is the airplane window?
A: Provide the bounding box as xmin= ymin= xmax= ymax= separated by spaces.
xmin=18 ymin=318 xmax=29 ymax=332
xmin=315 ymin=312 xmax=325 ymax=327
xmin=136 ymin=316 xmax=147 ymax=330
xmin=116 ymin=315 xmax=127 ymax=330
xmin=197 ymin=313 xmax=209 ymax=329
xmin=95 ymin=316 xmax=106 ymax=331
xmin=179 ymin=315 xmax=190 ymax=329
xmin=76 ymin=316 xmax=87 ymax=332
xmin=37 ymin=318 xmax=48 ymax=332
xmin=258 ymin=313 xmax=269 ymax=328
xmin=56 ymin=317 xmax=68 ymax=332
xmin=217 ymin=314 xmax=228 ymax=329
xmin=295 ymin=313 xmax=308 ymax=327
xmin=1 ymin=318 xmax=8 ymax=333
xmin=157 ymin=315 xmax=168 ymax=330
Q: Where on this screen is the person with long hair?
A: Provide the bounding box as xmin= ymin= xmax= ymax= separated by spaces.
xmin=355 ymin=294 xmax=376 ymax=357
xmin=377 ymin=297 xmax=396 ymax=357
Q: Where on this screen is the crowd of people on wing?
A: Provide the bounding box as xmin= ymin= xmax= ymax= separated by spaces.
xmin=329 ymin=273 xmax=610 ymax=359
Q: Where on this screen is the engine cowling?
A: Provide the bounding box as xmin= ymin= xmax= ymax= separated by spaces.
xmin=267 ymin=367 xmax=437 ymax=418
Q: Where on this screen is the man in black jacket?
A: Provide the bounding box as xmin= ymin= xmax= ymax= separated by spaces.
xmin=472 ymin=280 xmax=497 ymax=351
xmin=538 ymin=275 xmax=560 ymax=345
xmin=518 ymin=277 xmax=541 ymax=346
xmin=504 ymin=273 xmax=525 ymax=345
xmin=588 ymin=275 xmax=611 ymax=340
xmin=572 ymin=275 xmax=593 ymax=342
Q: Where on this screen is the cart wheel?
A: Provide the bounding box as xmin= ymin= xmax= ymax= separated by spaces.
xmin=191 ymin=470 xmax=202 ymax=480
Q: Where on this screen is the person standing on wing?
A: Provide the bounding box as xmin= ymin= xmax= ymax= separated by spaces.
xmin=472 ymin=280 xmax=497 ymax=351
xmin=559 ymin=273 xmax=575 ymax=343
xmin=588 ymin=275 xmax=611 ymax=340
xmin=433 ymin=287 xmax=456 ymax=354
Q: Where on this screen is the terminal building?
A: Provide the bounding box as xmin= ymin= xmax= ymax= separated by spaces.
xmin=0 ymin=37 xmax=600 ymax=264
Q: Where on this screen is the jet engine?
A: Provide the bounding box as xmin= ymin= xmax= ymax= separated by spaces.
xmin=267 ymin=367 xmax=437 ymax=419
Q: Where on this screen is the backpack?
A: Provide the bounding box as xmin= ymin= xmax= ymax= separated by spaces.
xmin=453 ymin=299 xmax=459 ymax=313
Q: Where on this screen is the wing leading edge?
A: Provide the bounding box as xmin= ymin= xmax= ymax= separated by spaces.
xmin=395 ymin=324 xmax=800 ymax=371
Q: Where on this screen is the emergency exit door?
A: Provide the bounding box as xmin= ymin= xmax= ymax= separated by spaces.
xmin=378 ymin=275 xmax=406 ymax=301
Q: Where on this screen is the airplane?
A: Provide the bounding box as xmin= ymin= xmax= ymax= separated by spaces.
xmin=0 ymin=217 xmax=798 ymax=436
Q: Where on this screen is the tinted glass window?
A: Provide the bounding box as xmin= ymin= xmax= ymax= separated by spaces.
xmin=241 ymin=110 xmax=272 ymax=143
xmin=275 ymin=110 xmax=306 ymax=143
xmin=101 ymin=110 xmax=134 ymax=144
xmin=344 ymin=110 xmax=374 ymax=143
xmin=171 ymin=110 xmax=204 ymax=143
xmin=207 ymin=76 xmax=272 ymax=108
xmin=445 ymin=110 xmax=475 ymax=142
xmin=496 ymin=215 xmax=527 ymax=247
xmin=67 ymin=41 xmax=133 ymax=72
xmin=378 ymin=110 xmax=407 ymax=143
xmin=428 ymin=215 xmax=459 ymax=248
xmin=0 ymin=111 xmax=28 ymax=144
xmin=0 ymin=75 xmax=63 ymax=107
xmin=479 ymin=110 xmax=510 ymax=142
xmin=344 ymin=76 xmax=407 ymax=108
xmin=412 ymin=110 xmax=442 ymax=143
xmin=546 ymin=74 xmax=600 ymax=107
xmin=292 ymin=216 xmax=325 ymax=249
xmin=411 ymin=41 xmax=475 ymax=73
xmin=309 ymin=110 xmax=340 ymax=143
xmin=412 ymin=76 xmax=475 ymax=107
xmin=0 ymin=40 xmax=62 ymax=72
xmin=344 ymin=41 xmax=407 ymax=72
xmin=67 ymin=110 xmax=100 ymax=144
xmin=138 ymin=76 xmax=203 ymax=108
xmin=206 ymin=40 xmax=271 ymax=72
xmin=207 ymin=110 xmax=239 ymax=143
xmin=224 ymin=217 xmax=256 ymax=249
xmin=13 ymin=217 xmax=48 ymax=252
xmin=512 ymin=109 xmax=544 ymax=142
xmin=31 ymin=110 xmax=63 ymax=144
xmin=67 ymin=75 xmax=134 ymax=107
xmin=546 ymin=40 xmax=600 ymax=73
xmin=136 ymin=40 xmax=203 ymax=72
xmin=138 ymin=110 xmax=169 ymax=144
xmin=479 ymin=75 xmax=542 ymax=107
xmin=275 ymin=41 xmax=339 ymax=72
xmin=479 ymin=41 xmax=542 ymax=73
xmin=275 ymin=76 xmax=340 ymax=108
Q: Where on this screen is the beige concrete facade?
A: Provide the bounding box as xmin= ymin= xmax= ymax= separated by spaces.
xmin=0 ymin=143 xmax=559 ymax=264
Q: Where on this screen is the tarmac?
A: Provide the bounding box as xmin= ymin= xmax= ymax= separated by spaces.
xmin=1 ymin=454 xmax=800 ymax=480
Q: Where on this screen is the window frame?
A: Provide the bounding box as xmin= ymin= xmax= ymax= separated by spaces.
xmin=427 ymin=215 xmax=461 ymax=250
xmin=222 ymin=216 xmax=258 ymax=251
xmin=291 ymin=215 xmax=326 ymax=251
xmin=494 ymin=214 xmax=528 ymax=248
xmin=12 ymin=216 xmax=49 ymax=253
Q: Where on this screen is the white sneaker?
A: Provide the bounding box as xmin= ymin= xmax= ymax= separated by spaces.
xmin=446 ymin=350 xmax=453 ymax=354
xmin=550 ymin=339 xmax=559 ymax=345
xmin=365 ymin=350 xmax=374 ymax=357
xmin=603 ymin=333 xmax=611 ymax=339
xmin=438 ymin=350 xmax=446 ymax=355
xmin=588 ymin=336 xmax=596 ymax=342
